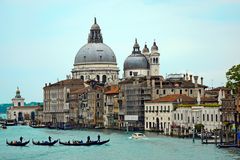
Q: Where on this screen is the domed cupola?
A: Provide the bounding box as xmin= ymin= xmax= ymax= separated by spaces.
xmin=142 ymin=43 xmax=149 ymax=53
xmin=124 ymin=39 xmax=150 ymax=71
xmin=151 ymin=41 xmax=158 ymax=52
xmin=74 ymin=18 xmax=117 ymax=65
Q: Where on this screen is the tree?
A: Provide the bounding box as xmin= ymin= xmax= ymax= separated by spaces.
xmin=226 ymin=64 xmax=240 ymax=94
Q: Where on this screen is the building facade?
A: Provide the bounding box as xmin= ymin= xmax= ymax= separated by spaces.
xmin=7 ymin=88 xmax=41 ymax=124
xmin=43 ymin=79 xmax=85 ymax=128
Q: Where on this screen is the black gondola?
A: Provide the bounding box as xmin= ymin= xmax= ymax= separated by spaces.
xmin=6 ymin=140 xmax=30 ymax=146
xmin=59 ymin=139 xmax=110 ymax=146
xmin=32 ymin=139 xmax=58 ymax=146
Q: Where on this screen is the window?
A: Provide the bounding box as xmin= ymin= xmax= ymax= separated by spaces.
xmin=156 ymin=58 xmax=158 ymax=64
xmin=188 ymin=117 xmax=190 ymax=123
xmin=153 ymin=106 xmax=155 ymax=111
xmin=156 ymin=89 xmax=159 ymax=94
xmin=146 ymin=106 xmax=148 ymax=111
xmin=18 ymin=102 xmax=21 ymax=106
xmin=180 ymin=90 xmax=182 ymax=94
xmin=192 ymin=117 xmax=194 ymax=123
xmin=149 ymin=122 xmax=152 ymax=128
xmin=211 ymin=114 xmax=213 ymax=121
xmin=174 ymin=114 xmax=176 ymax=120
xmin=161 ymin=106 xmax=162 ymax=112
xmin=97 ymin=94 xmax=100 ymax=99
xmin=146 ymin=122 xmax=148 ymax=128
xmin=181 ymin=113 xmax=183 ymax=120
xmin=102 ymin=75 xmax=107 ymax=83
xmin=149 ymin=106 xmax=151 ymax=111
xmin=130 ymin=71 xmax=132 ymax=76
xmin=203 ymin=114 xmax=205 ymax=121
xmin=216 ymin=114 xmax=218 ymax=122
xmin=168 ymin=106 xmax=170 ymax=112
xmin=164 ymin=106 xmax=166 ymax=112
xmin=177 ymin=114 xmax=179 ymax=120
xmin=190 ymin=90 xmax=193 ymax=94
xmin=97 ymin=102 xmax=100 ymax=107
xmin=207 ymin=114 xmax=209 ymax=121
xmin=163 ymin=90 xmax=166 ymax=94
xmin=157 ymin=106 xmax=159 ymax=111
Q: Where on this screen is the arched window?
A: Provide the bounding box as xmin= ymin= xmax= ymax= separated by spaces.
xmin=102 ymin=75 xmax=107 ymax=83
xmin=96 ymin=75 xmax=100 ymax=82
xmin=156 ymin=58 xmax=158 ymax=64
xmin=80 ymin=76 xmax=84 ymax=81
xmin=153 ymin=58 xmax=155 ymax=63
xmin=18 ymin=102 xmax=21 ymax=106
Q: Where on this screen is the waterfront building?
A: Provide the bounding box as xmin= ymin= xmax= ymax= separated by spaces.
xmin=145 ymin=94 xmax=196 ymax=134
xmin=43 ymin=79 xmax=85 ymax=128
xmin=103 ymin=85 xmax=119 ymax=129
xmin=7 ymin=88 xmax=41 ymax=124
xmin=119 ymin=76 xmax=153 ymax=130
xmin=72 ymin=18 xmax=119 ymax=84
xmin=76 ymin=81 xmax=105 ymax=128
xmin=123 ymin=39 xmax=160 ymax=79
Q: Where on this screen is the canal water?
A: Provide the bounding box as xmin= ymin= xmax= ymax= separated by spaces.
xmin=0 ymin=126 xmax=239 ymax=160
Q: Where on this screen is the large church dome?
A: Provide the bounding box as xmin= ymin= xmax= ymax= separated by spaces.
xmin=74 ymin=18 xmax=117 ymax=65
xmin=124 ymin=39 xmax=150 ymax=70
xmin=74 ymin=43 xmax=116 ymax=64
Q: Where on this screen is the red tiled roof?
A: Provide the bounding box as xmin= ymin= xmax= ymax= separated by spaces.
xmin=105 ymin=86 xmax=119 ymax=94
xmin=147 ymin=94 xmax=196 ymax=103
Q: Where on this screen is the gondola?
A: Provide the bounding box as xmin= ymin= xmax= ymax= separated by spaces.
xmin=92 ymin=139 xmax=110 ymax=145
xmin=59 ymin=140 xmax=98 ymax=146
xmin=30 ymin=124 xmax=46 ymax=128
xmin=6 ymin=140 xmax=30 ymax=146
xmin=32 ymin=139 xmax=58 ymax=146
xmin=217 ymin=144 xmax=240 ymax=148
xmin=59 ymin=139 xmax=110 ymax=146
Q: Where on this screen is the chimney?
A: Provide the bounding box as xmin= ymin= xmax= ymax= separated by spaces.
xmin=201 ymin=77 xmax=203 ymax=85
xmin=194 ymin=76 xmax=198 ymax=88
xmin=189 ymin=75 xmax=192 ymax=82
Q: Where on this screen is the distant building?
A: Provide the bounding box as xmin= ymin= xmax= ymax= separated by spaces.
xmin=7 ymin=87 xmax=41 ymax=124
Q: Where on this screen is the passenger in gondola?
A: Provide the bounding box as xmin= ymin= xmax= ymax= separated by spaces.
xmin=87 ymin=136 xmax=91 ymax=143
xmin=80 ymin=140 xmax=83 ymax=143
xmin=97 ymin=134 xmax=100 ymax=142
xmin=48 ymin=136 xmax=52 ymax=142
xmin=20 ymin=136 xmax=23 ymax=143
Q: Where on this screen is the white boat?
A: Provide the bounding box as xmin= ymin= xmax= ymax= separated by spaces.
xmin=131 ymin=133 xmax=146 ymax=139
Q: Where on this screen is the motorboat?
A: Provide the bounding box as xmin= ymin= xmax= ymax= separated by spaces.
xmin=131 ymin=133 xmax=146 ymax=139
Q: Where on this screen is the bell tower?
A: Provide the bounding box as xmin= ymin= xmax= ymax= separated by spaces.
xmin=149 ymin=41 xmax=160 ymax=76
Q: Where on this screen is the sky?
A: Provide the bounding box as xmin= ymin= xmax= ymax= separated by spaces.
xmin=0 ymin=0 xmax=240 ymax=103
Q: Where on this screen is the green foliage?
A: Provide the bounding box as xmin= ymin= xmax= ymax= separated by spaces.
xmin=177 ymin=103 xmax=221 ymax=108
xmin=195 ymin=124 xmax=204 ymax=133
xmin=226 ymin=64 xmax=240 ymax=94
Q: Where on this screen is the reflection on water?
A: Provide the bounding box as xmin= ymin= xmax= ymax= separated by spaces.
xmin=0 ymin=126 xmax=239 ymax=160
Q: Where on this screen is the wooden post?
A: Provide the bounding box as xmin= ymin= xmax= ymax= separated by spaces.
xmin=214 ymin=130 xmax=217 ymax=145
xmin=201 ymin=128 xmax=203 ymax=144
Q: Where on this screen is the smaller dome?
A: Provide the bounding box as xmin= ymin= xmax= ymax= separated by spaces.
xmin=142 ymin=44 xmax=149 ymax=53
xmin=151 ymin=41 xmax=158 ymax=52
xmin=124 ymin=54 xmax=150 ymax=70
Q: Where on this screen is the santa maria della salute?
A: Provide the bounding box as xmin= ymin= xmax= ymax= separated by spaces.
xmin=7 ymin=18 xmax=225 ymax=134
xmin=72 ymin=17 xmax=160 ymax=84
